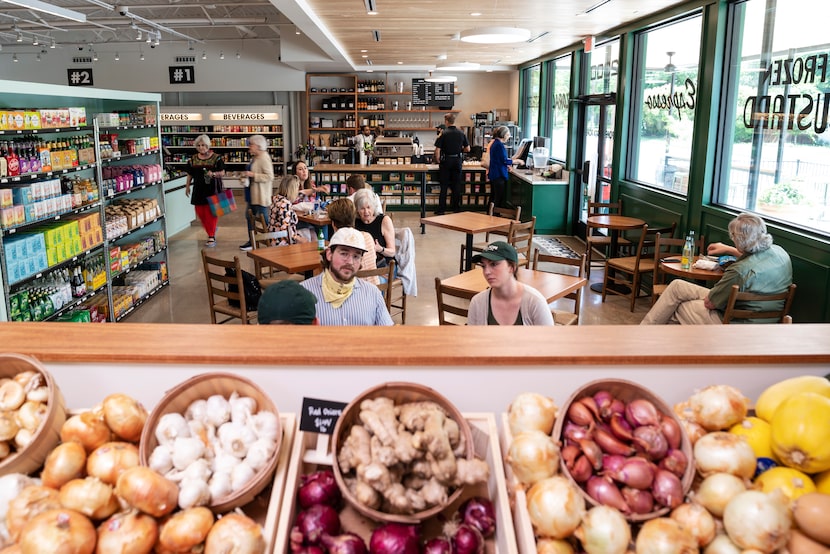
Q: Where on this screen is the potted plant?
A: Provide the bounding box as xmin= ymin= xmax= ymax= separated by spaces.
xmin=294 ymin=139 xmax=316 ymax=162
xmin=758 ymin=179 xmax=806 ymax=217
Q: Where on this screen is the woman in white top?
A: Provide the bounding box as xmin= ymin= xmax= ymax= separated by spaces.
xmin=467 ymin=241 xmax=554 ymax=326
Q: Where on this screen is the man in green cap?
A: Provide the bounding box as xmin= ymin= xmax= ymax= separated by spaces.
xmin=257 ymin=280 xmax=318 ymax=325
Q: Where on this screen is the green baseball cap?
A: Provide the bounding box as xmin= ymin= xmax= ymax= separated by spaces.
xmin=257 ymin=280 xmax=317 ymax=324
xmin=472 ymin=241 xmax=518 ymax=264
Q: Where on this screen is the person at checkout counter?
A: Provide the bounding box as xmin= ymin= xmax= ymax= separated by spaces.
xmin=433 ymin=113 xmax=470 ymax=214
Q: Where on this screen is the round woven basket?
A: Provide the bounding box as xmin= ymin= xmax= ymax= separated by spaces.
xmin=0 ymin=353 xmax=66 ymax=477
xmin=331 ymin=381 xmax=474 ymax=524
xmin=552 ymin=378 xmax=695 ymax=522
xmin=138 ymin=372 xmax=282 ymax=513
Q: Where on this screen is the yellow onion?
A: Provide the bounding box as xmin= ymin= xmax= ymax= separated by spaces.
xmin=506 ymin=430 xmax=560 ymax=487
xmin=86 ymin=441 xmax=140 ymax=486
xmin=18 ymin=508 xmax=96 ymax=554
xmin=535 ymin=539 xmax=576 ymax=554
xmin=96 ymin=509 xmax=159 ymax=554
xmin=635 ymin=517 xmax=697 ymax=554
xmin=722 ymin=489 xmax=791 ymax=552
xmin=770 ymin=392 xmax=830 ymax=473
xmin=115 ymin=466 xmax=178 ymax=518
xmin=101 ymin=394 xmax=148 ymax=443
xmin=6 ymin=484 xmax=62 ymax=542
xmin=754 ymin=466 xmax=816 ymax=501
xmin=60 ymin=411 xmax=113 ymax=453
xmin=158 ymin=506 xmax=214 ymax=552
xmin=205 ymin=512 xmax=266 ymax=554
xmin=687 ymin=385 xmax=749 ymax=431
xmin=526 ymin=476 xmax=585 ymax=540
xmin=507 ymin=392 xmax=558 ymax=435
xmin=692 ymin=472 xmax=747 ymax=518
xmin=41 ymin=441 xmax=87 ymax=489
xmin=670 ymin=503 xmax=716 ymax=547
xmin=59 ymin=476 xmax=119 ymax=520
xmin=704 ymin=533 xmax=742 ymax=554
xmin=573 ymin=505 xmax=631 ymax=554
xmin=694 ymin=432 xmax=756 ymax=479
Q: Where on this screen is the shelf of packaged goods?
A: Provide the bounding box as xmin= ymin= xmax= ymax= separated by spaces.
xmin=113 ymin=279 xmax=169 ymax=322
xmin=309 ymin=127 xmax=358 ymax=132
xmin=99 ymin=149 xmax=160 ymax=165
xmin=1 ymin=201 xmax=101 ymax=236
xmin=8 ymin=242 xmax=105 ymax=289
xmin=42 ymin=282 xmax=108 ymax=323
xmin=98 ymin=124 xmax=158 ymax=132
xmin=106 ymin=214 xmax=165 ymax=243
xmin=159 ymin=131 xmax=283 ymax=135
xmin=0 ymin=125 xmax=93 ymax=136
xmin=110 ymin=246 xmax=168 ymax=281
xmin=163 ymin=145 xmax=283 ymax=149
xmin=0 ymin=163 xmax=98 ymax=185
xmin=309 ymin=110 xmax=355 ymax=114
xmin=104 ymin=179 xmax=163 ymax=201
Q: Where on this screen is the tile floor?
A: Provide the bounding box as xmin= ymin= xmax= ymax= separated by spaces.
xmin=128 ymin=202 xmax=650 ymax=325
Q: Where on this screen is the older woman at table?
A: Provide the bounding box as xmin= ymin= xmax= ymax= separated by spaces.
xmin=267 ymin=175 xmax=305 ymax=246
xmin=468 ymin=242 xmax=553 ymax=326
xmin=354 ymin=187 xmax=395 ymax=267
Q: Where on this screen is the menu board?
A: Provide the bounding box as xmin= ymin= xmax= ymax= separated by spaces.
xmin=411 ymin=78 xmax=455 ymax=107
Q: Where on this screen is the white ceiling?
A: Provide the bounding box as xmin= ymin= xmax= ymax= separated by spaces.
xmin=0 ymin=0 xmax=689 ymax=71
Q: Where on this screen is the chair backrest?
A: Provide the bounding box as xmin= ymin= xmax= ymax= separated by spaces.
xmin=434 ymin=277 xmax=476 ymax=325
xmin=507 ymin=216 xmax=536 ymax=268
xmin=532 ymin=248 xmax=586 ymax=319
xmin=722 ymin=283 xmax=797 ymax=324
xmin=357 ymin=260 xmax=406 ymax=323
xmin=247 ymin=209 xmax=268 ymax=245
xmin=201 ymin=251 xmax=252 ymax=324
xmin=487 ymin=203 xmax=521 ymax=240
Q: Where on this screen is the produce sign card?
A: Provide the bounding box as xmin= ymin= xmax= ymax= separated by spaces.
xmin=300 ymin=397 xmax=346 ymax=434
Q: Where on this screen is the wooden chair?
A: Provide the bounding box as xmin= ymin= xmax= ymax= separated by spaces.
xmin=585 ymin=199 xmax=629 ymax=277
xmin=507 ymin=216 xmax=536 ymax=268
xmin=201 ymin=251 xmax=258 ymax=325
xmin=651 ymin=233 xmax=705 ymax=305
xmin=357 ymin=260 xmax=407 ymax=324
xmin=459 ymin=203 xmax=521 ymax=272
xmin=722 ymin=283 xmax=797 ymax=324
xmin=532 ymin=248 xmax=586 ymax=325
xmin=434 ymin=276 xmax=476 ymax=325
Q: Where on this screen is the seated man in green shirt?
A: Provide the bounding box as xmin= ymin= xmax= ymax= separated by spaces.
xmin=641 ymin=213 xmax=792 ymax=325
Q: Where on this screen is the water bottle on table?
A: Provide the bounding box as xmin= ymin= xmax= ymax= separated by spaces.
xmin=681 ymin=231 xmax=694 ymax=270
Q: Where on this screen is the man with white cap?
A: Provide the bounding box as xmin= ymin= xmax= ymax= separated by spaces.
xmin=300 ymin=227 xmax=394 ymax=326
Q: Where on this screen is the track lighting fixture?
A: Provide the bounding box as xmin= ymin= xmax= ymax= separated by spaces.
xmin=50 ymin=38 xmax=56 ymax=48
xmin=12 ymin=54 xmax=19 ymax=62
xmin=219 ymin=50 xmax=224 ymax=60
xmin=115 ymin=51 xmax=120 ymax=60
xmin=16 ymin=32 xmax=23 ymax=42
xmin=140 ymin=51 xmax=144 ymax=61
xmin=92 ymin=50 xmax=98 ymax=61
xmin=32 ymin=37 xmax=39 ymax=45
xmin=154 ymin=31 xmax=160 ymax=46
xmin=201 ymin=51 xmax=206 ymax=60
xmin=235 ymin=51 xmax=240 ymax=59
xmin=36 ymin=52 xmax=41 ymax=61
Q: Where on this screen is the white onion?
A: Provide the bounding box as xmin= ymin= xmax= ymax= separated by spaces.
xmin=526 ymin=476 xmax=585 ymax=539
xmin=687 ymin=385 xmax=749 ymax=431
xmin=573 ymin=505 xmax=631 ymax=554
xmin=694 ymin=432 xmax=756 ymax=479
xmin=722 ymin=490 xmax=791 ymax=553
xmin=703 ymin=534 xmax=743 ymax=554
xmin=506 ymin=430 xmax=560 ymax=487
xmin=59 ymin=477 xmax=119 ymax=520
xmin=507 ymin=392 xmax=558 ymax=435
xmin=635 ymin=517 xmax=697 ymax=554
xmin=671 ymin=502 xmax=716 ymax=547
xmin=692 ymin=472 xmax=747 ymax=518
xmin=536 ymin=538 xmax=576 ymax=554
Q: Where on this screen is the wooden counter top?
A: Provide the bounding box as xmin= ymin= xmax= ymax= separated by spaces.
xmin=313 ymin=164 xmax=485 ymax=172
xmin=1 ymin=322 xmax=828 ymax=366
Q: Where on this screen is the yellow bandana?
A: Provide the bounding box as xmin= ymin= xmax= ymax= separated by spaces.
xmin=321 ymin=269 xmax=355 ymax=308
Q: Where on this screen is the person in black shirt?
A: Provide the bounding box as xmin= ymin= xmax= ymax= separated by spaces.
xmin=433 ymin=113 xmax=470 ymax=214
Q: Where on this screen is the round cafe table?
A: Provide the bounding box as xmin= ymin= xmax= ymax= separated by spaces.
xmin=586 ymin=214 xmax=646 ymax=293
xmin=660 ymin=256 xmax=724 ymax=282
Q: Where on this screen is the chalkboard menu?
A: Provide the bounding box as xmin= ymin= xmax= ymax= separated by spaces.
xmin=411 ymin=78 xmax=455 ymax=107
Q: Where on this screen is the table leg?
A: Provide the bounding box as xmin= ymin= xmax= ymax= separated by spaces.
xmin=464 ymin=234 xmax=474 ymax=271
xmin=589 ymin=230 xmax=631 ymax=294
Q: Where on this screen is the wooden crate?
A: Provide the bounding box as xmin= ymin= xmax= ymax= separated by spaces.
xmin=498 ymin=413 xmax=540 ymax=554
xmin=275 ymin=413 xmax=518 ymax=553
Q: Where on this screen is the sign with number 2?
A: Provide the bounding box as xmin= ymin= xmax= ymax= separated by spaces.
xmin=67 ymin=68 xmax=93 ymax=87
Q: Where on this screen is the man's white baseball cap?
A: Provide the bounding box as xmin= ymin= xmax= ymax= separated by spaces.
xmin=328 ymin=227 xmax=368 ymax=252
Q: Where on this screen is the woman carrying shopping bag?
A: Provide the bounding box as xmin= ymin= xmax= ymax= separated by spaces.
xmin=185 ymin=134 xmax=225 ymax=247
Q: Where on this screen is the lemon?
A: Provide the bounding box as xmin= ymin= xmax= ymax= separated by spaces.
xmin=813 ymin=470 xmax=830 ymax=495
xmin=755 ymin=466 xmax=816 ymax=501
xmin=755 ymin=375 xmax=830 ymax=422
xmin=730 ymin=417 xmax=777 ymax=461
xmin=771 ymin=392 xmax=830 ymax=473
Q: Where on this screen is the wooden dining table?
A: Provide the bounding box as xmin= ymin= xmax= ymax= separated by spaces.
xmin=296 ymin=212 xmax=332 ymax=239
xmin=440 ymin=266 xmax=587 ymax=304
xmin=421 ymin=212 xmax=512 ymax=271
xmin=660 ymin=256 xmax=724 ymax=282
xmin=246 ymin=242 xmax=323 ymax=278
xmin=586 ymin=214 xmax=646 ymax=293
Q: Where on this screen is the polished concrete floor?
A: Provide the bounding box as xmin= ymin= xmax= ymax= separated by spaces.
xmin=128 ymin=202 xmax=650 ymax=325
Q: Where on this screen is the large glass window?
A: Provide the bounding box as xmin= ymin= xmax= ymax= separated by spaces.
xmin=522 ymin=64 xmax=541 ymax=138
xmin=629 ymin=16 xmax=702 ymax=193
xmin=718 ymin=0 xmax=829 ymax=233
xmin=548 ymin=56 xmax=572 ymax=162
xmin=588 ymin=41 xmax=619 ymax=95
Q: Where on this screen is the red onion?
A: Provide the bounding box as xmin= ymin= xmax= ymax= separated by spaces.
xmin=294 ymin=504 xmax=341 ymax=546
xmin=659 ymin=448 xmax=688 ymax=478
xmin=294 ymin=548 xmax=325 ymax=554
xmin=451 ymin=523 xmax=484 ymax=554
xmin=609 ymin=412 xmax=635 ymax=441
xmin=633 ymin=425 xmax=669 ymax=461
xmin=368 ymin=523 xmax=420 ymax=554
xmin=607 ymin=457 xmax=655 ymax=490
xmin=563 ymin=421 xmax=590 ymax=443
xmin=594 ymin=425 xmax=634 ymax=456
xmin=458 ymin=496 xmax=496 ymax=538
xmin=298 ymin=469 xmax=342 ymax=509
xmin=652 ymin=468 xmax=684 ymax=509
xmin=660 ymin=414 xmax=682 ymax=450
xmin=621 ymin=486 xmax=655 ymax=514
xmin=321 ymin=532 xmax=367 ymax=554
xmin=423 ymin=537 xmax=452 ymax=554
xmin=586 ymin=475 xmax=630 ymax=513
xmin=567 ymin=401 xmax=595 ymax=426
xmin=625 ymin=399 xmax=661 ymax=427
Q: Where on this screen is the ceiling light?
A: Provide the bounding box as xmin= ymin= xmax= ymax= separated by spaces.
xmin=50 ymin=38 xmax=56 ymax=48
xmin=12 ymin=54 xmax=19 ymax=62
xmin=16 ymin=32 xmax=23 ymax=43
xmin=114 ymin=51 xmax=119 ymax=60
xmin=459 ymin=26 xmax=531 ymax=44
xmin=201 ymin=50 xmax=206 ymax=60
xmin=219 ymin=50 xmax=224 ymax=60
xmin=360 ymin=49 xmax=367 ymax=53
xmin=136 ymin=29 xmax=142 ymax=40
xmin=153 ymin=32 xmax=160 ymax=46
xmin=36 ymin=52 xmax=41 ymax=61
xmin=397 ymin=61 xmax=403 ymax=65
xmin=470 ymin=12 xmax=482 ymax=16
xmin=235 ymin=51 xmax=240 ymax=59
xmin=1 ymin=0 xmax=86 ymax=22
xmin=140 ymin=51 xmax=144 ymax=61
xmin=32 ymin=37 xmax=38 ymax=45
xmin=188 ymin=40 xmax=194 ymax=51
xmin=436 ymin=61 xmax=479 ymax=71
xmin=363 ymin=0 xmax=377 ymax=15
xmin=146 ymin=34 xmax=152 ymax=44
xmin=92 ymin=50 xmax=98 ymax=61
xmin=425 ymin=72 xmax=457 ymax=83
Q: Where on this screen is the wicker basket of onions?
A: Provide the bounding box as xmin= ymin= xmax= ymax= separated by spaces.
xmin=0 ymin=352 xmax=66 ymax=476
xmin=553 ymin=378 xmax=695 ymax=521
xmin=138 ymin=372 xmax=282 ymax=514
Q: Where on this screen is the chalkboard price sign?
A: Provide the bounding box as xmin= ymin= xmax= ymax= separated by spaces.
xmin=411 ymin=78 xmax=455 ymax=107
xmin=299 ymin=397 xmax=347 ymax=434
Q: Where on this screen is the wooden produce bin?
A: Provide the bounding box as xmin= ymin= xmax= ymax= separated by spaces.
xmin=252 ymin=413 xmax=297 ymax=551
xmin=275 ymin=413 xmax=518 ymax=553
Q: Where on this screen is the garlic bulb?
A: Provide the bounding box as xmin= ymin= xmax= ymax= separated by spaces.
xmin=181 ymin=459 xmax=212 ymax=483
xmin=185 ymin=399 xmax=208 ymax=424
xmin=245 ymin=439 xmax=275 ymax=471
xmin=172 ymin=437 xmax=205 ymax=471
xmin=212 ymin=451 xmax=239 ymax=475
xmin=229 ymin=393 xmax=257 ymax=425
xmin=155 ymin=413 xmax=190 ymax=447
xmin=205 ymin=395 xmax=231 ymax=427
xmin=231 ymin=462 xmax=255 ymax=491
xmin=178 ymin=478 xmax=211 ymax=509
xmin=251 ymin=411 xmax=280 ymax=443
xmin=149 ymin=446 xmax=173 ymax=474
xmin=218 ymin=422 xmax=257 ymax=458
xmin=208 ymin=472 xmax=232 ymax=501
xmin=188 ymin=419 xmax=216 ymax=447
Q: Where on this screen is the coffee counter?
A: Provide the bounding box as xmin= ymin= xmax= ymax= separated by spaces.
xmin=508 ymin=167 xmax=571 ymax=234
xmin=1 ymin=322 xmax=827 ymax=414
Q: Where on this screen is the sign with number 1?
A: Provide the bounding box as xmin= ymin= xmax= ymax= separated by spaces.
xmin=169 ymin=66 xmax=195 ymax=84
